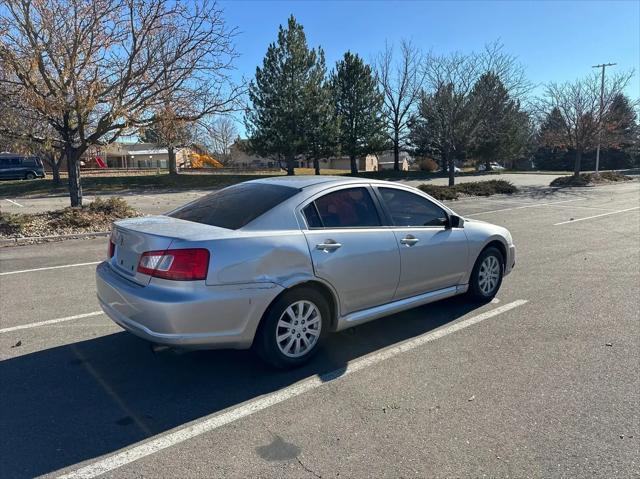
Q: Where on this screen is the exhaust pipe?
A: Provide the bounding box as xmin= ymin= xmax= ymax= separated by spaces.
xmin=150 ymin=343 xmax=171 ymax=354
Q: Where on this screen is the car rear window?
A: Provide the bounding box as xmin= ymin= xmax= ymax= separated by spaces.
xmin=167 ymin=183 xmax=301 ymax=230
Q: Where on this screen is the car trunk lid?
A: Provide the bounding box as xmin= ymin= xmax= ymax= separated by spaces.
xmin=109 ymin=216 xmax=233 ymax=285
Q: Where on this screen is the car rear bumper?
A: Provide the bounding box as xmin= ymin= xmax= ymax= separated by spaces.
xmin=96 ymin=261 xmax=283 ymax=350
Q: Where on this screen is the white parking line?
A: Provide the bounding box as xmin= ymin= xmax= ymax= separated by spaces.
xmin=57 ymin=299 xmax=528 ymax=479
xmin=0 ymin=261 xmax=102 ymax=276
xmin=466 ymin=198 xmax=587 ymax=216
xmin=541 ymin=204 xmax=612 ymax=211
xmin=0 ymin=311 xmax=104 ymax=334
xmin=4 ymin=198 xmax=23 ymax=207
xmin=553 ymin=206 xmax=640 ymax=226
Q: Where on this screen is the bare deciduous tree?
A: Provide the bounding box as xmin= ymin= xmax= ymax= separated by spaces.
xmin=536 ymin=70 xmax=634 ymax=176
xmin=376 ymin=40 xmax=426 ymax=171
xmin=0 ymin=72 xmax=65 ymax=183
xmin=0 ymin=0 xmax=242 ymax=206
xmin=206 ymin=117 xmax=238 ymax=165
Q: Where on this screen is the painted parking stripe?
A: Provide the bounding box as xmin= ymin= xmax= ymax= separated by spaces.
xmin=57 ymin=299 xmax=528 ymax=479
xmin=0 ymin=311 xmax=104 ymax=334
xmin=0 ymin=261 xmax=102 ymax=276
xmin=466 ymin=198 xmax=587 ymax=217
xmin=4 ymin=199 xmax=23 ymax=207
xmin=553 ymin=206 xmax=640 ymax=226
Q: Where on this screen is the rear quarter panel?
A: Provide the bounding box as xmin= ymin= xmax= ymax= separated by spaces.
xmin=166 ymin=231 xmax=314 ymax=287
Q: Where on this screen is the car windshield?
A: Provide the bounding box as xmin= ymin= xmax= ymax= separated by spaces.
xmin=167 ymin=182 xmax=300 ymax=230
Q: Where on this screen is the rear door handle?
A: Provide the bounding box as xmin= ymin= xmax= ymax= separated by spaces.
xmin=316 ymin=241 xmax=342 ymax=252
xmin=400 ymin=235 xmax=419 ymax=246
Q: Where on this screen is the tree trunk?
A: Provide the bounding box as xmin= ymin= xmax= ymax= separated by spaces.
xmin=573 ymin=147 xmax=583 ymax=177
xmin=43 ymin=153 xmax=62 ymax=185
xmin=445 ymin=150 xmax=455 ymax=187
xmin=286 ymin=155 xmax=295 ymax=176
xmin=66 ymin=147 xmax=83 ymax=207
xmin=393 ymin=133 xmax=400 ymax=172
xmin=51 ymin=161 xmax=61 ymax=185
xmin=314 ymin=158 xmax=320 ymax=175
xmin=485 ymin=158 xmax=492 ymax=171
xmin=168 ymin=146 xmax=178 ymax=176
xmin=350 ymin=154 xmax=358 ymax=176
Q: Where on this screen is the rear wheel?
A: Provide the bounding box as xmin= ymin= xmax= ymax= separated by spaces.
xmin=255 ymin=288 xmax=328 ymax=369
xmin=468 ymin=247 xmax=504 ymax=301
xmin=24 ymin=172 xmax=36 ymax=180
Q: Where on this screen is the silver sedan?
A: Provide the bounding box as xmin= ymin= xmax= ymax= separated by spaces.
xmin=96 ymin=177 xmax=515 ymax=368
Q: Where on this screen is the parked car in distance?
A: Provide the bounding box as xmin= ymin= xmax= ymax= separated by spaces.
xmin=478 ymin=162 xmax=506 ymax=172
xmin=0 ymin=153 xmax=46 ymax=180
xmin=96 ymin=177 xmax=516 ymax=368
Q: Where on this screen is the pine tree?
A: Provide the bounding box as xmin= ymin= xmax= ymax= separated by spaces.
xmin=469 ymin=73 xmax=513 ymax=170
xmin=331 ymin=52 xmax=386 ymax=175
xmin=604 ymin=93 xmax=637 ymax=150
xmin=306 ymin=76 xmax=339 ymax=175
xmin=469 ymin=73 xmax=530 ymax=170
xmin=408 ymin=83 xmax=473 ymax=175
xmin=245 ymin=16 xmax=334 ymax=175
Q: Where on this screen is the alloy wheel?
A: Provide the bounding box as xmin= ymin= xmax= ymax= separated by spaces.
xmin=276 ymin=300 xmax=322 ymax=358
xmin=478 ymin=255 xmax=501 ymax=295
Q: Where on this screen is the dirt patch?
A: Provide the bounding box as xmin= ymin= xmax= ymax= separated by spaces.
xmin=0 ymin=197 xmax=140 ymax=239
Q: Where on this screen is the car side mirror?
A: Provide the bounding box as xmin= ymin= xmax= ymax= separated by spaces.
xmin=448 ymin=214 xmax=464 ymax=228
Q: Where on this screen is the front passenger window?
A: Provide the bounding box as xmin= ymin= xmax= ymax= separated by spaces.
xmin=379 ymin=187 xmax=448 ymax=227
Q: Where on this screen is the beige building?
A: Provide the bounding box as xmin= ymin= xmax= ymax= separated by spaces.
xmin=83 ymin=142 xmax=193 ymax=169
xmin=227 ymin=141 xmax=411 ymax=172
xmin=227 ymin=142 xmax=279 ymax=169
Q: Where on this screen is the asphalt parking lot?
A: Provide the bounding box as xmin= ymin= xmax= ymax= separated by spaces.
xmin=1 ymin=181 xmax=638 ymax=478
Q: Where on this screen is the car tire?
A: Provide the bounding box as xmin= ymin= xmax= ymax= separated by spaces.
xmin=467 ymin=247 xmax=504 ymax=302
xmin=255 ymin=287 xmax=329 ymax=369
xmin=25 ymin=172 xmax=36 ymax=180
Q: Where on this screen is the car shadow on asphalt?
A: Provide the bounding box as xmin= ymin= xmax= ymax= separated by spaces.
xmin=0 ymin=297 xmax=486 ymax=478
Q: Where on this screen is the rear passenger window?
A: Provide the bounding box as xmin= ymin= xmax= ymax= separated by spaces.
xmin=308 ymin=187 xmax=381 ymax=228
xmin=379 ymin=187 xmax=448 ymax=227
xmin=302 ymin=203 xmax=323 ymax=228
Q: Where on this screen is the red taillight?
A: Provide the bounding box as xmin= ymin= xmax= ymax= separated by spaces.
xmin=108 ymin=239 xmax=116 ymax=258
xmin=137 ymin=248 xmax=210 ymax=281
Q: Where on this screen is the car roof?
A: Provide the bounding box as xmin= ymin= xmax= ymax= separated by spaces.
xmin=247 ymin=175 xmax=388 ymax=189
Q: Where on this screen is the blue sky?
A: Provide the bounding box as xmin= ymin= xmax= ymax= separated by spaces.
xmin=221 ymin=0 xmax=639 ymax=135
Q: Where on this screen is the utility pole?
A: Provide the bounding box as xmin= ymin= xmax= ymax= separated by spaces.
xmin=592 ymin=62 xmax=616 ymax=175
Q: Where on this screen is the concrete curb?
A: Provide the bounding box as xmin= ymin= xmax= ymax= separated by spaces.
xmin=0 ymin=231 xmax=109 ymax=246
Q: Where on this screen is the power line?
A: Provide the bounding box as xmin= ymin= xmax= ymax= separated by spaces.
xmin=592 ymin=62 xmax=616 ymax=175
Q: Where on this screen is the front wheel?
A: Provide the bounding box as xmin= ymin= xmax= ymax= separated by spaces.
xmin=25 ymin=172 xmax=36 ymax=180
xmin=255 ymin=288 xmax=328 ymax=369
xmin=468 ymin=247 xmax=504 ymax=301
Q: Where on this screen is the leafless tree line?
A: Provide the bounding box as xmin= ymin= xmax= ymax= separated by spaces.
xmin=535 ymin=70 xmax=635 ymax=175
xmin=375 ymin=38 xmax=634 ymax=182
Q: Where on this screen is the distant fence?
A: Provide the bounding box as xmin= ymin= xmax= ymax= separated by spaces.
xmin=66 ymin=166 xmax=283 ymax=176
xmin=179 ymin=167 xmax=282 ymax=175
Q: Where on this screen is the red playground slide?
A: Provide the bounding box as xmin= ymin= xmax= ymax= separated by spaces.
xmin=95 ymin=156 xmax=107 ymax=168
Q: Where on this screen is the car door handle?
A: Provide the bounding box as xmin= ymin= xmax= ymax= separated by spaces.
xmin=400 ymin=236 xmax=419 ymax=246
xmin=316 ymin=241 xmax=342 ymax=252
